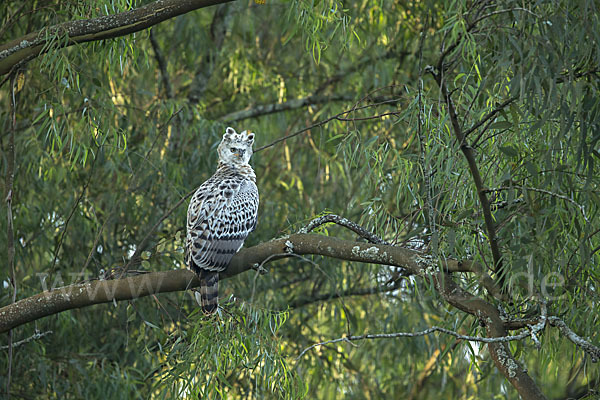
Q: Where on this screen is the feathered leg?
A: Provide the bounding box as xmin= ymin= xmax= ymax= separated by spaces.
xmin=197 ymin=271 xmax=219 ymax=314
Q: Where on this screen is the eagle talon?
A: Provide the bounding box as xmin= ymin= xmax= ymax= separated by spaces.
xmin=284 ymin=240 xmax=295 ymax=254
xmin=252 ymin=263 xmax=268 ymax=274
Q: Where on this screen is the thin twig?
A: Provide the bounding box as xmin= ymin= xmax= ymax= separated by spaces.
xmin=121 ymin=187 xmax=196 ymax=275
xmin=484 ymin=186 xmax=589 ymax=223
xmin=50 ymin=149 xmax=99 ymax=273
xmin=298 ymin=214 xmax=389 ymax=245
xmin=334 ymin=111 xmax=399 ymax=122
xmin=297 ymin=321 xmax=545 ymax=361
xmin=548 ymin=317 xmax=600 ymax=362
xmin=470 ymin=7 xmax=540 ymax=27
xmin=219 ymin=94 xmax=355 ymax=122
xmin=250 ymin=252 xmax=317 ymax=303
xmin=289 ymin=279 xmax=403 ymax=309
xmin=5 ymin=71 xmax=18 ymax=400
xmin=255 ymin=98 xmax=402 ymax=152
xmin=0 ymin=331 xmax=53 ymax=350
xmin=417 ymin=21 xmax=436 ymax=239
xmin=149 ymin=28 xmax=174 ymax=99
xmin=254 ymin=114 xmax=340 ymax=152
xmin=463 ymin=96 xmax=518 ymax=139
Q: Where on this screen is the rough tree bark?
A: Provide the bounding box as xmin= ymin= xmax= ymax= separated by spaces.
xmin=1 ymin=232 xmax=594 ymax=399
xmin=0 ymin=0 xmax=235 ymax=77
xmin=0 ymin=233 xmax=477 ymax=333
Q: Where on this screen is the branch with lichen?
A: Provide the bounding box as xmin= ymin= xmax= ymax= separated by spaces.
xmin=0 ymin=0 xmax=233 ymax=78
xmin=0 ymin=231 xmax=496 ymax=333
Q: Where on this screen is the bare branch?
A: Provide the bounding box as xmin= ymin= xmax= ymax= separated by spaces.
xmin=288 ymin=279 xmax=403 ymax=309
xmin=0 ymin=0 xmax=234 ymax=77
xmin=255 ymin=98 xmax=402 ymax=152
xmin=0 ymin=233 xmax=477 ymax=333
xmin=548 ymin=317 xmax=600 ymax=363
xmin=298 ymin=213 xmax=389 ymax=245
xmin=220 ymin=94 xmax=355 ymax=122
xmin=0 ymin=331 xmax=53 ymax=350
xmin=484 ymin=186 xmax=589 ymax=223
xmin=335 ymin=111 xmax=399 ymax=121
xmin=428 ymin=68 xmax=505 ymax=286
xmin=470 ymin=7 xmax=540 ymax=27
xmin=149 ymin=28 xmax=174 ymax=99
xmin=297 ymin=315 xmax=545 ymax=361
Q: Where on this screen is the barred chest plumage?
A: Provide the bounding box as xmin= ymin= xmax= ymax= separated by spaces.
xmin=185 ymin=127 xmax=259 ymax=314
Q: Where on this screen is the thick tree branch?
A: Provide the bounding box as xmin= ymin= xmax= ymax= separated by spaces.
xmin=433 ymin=272 xmax=547 ymax=400
xmin=0 ymin=234 xmax=476 ymax=333
xmin=1 ymin=233 xmax=596 ymax=399
xmin=548 ymin=317 xmax=600 ymax=362
xmin=0 ymin=0 xmax=234 ymax=77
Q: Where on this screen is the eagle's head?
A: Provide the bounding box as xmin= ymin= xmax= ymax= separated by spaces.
xmin=217 ymin=127 xmax=255 ymax=166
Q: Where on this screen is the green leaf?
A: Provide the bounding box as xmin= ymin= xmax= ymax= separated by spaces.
xmin=489 ymin=120 xmax=512 ymax=130
xmin=499 ymin=145 xmax=519 ymax=158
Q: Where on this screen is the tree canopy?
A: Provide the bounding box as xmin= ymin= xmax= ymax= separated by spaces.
xmin=1 ymin=0 xmax=599 ymax=399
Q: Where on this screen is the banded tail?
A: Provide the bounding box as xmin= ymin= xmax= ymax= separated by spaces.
xmin=194 ymin=271 xmax=219 ymax=314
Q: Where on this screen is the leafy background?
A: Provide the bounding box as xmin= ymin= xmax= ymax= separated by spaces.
xmin=1 ymin=0 xmax=599 ymax=398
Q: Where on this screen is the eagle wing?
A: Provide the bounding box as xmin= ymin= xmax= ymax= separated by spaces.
xmin=186 ymin=177 xmax=258 ymax=273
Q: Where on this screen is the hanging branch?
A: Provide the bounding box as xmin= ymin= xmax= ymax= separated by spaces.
xmin=149 ymin=28 xmax=174 ymax=99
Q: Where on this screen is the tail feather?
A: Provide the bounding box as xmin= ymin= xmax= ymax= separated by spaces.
xmin=197 ymin=271 xmax=219 ymax=314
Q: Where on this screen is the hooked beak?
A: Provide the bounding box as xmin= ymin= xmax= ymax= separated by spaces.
xmin=235 ymin=149 xmax=245 ymax=158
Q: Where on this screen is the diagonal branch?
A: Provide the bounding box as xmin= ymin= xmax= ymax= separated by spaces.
xmin=0 ymin=331 xmax=53 ymax=351
xmin=463 ymin=96 xmax=518 ymax=138
xmin=149 ymin=28 xmax=174 ymax=99
xmin=298 ymin=213 xmax=389 ymax=245
xmin=219 ymin=94 xmax=355 ymax=122
xmin=548 ymin=317 xmax=600 ymax=362
xmin=433 ymin=271 xmax=547 ymax=400
xmin=429 ymin=68 xmax=504 ymax=283
xmin=254 ymin=97 xmax=402 ymax=152
xmin=0 ymin=0 xmax=234 ymax=77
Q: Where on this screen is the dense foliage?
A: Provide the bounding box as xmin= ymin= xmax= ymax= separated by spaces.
xmin=1 ymin=0 xmax=599 ymax=398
